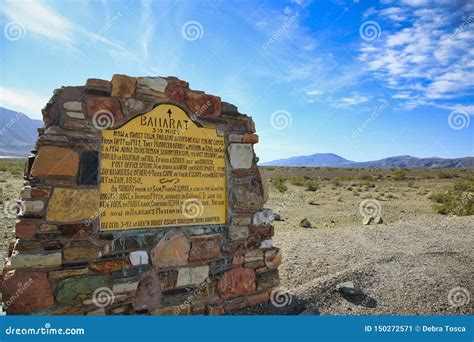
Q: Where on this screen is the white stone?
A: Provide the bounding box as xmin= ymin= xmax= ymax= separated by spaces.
xmin=63 ymin=101 xmax=83 ymax=111
xmin=22 ymin=200 xmax=44 ymax=213
xmin=137 ymin=77 xmax=167 ymax=93
xmin=228 ymin=134 xmax=243 ymax=143
xmin=66 ymin=111 xmax=85 ymax=119
xmin=260 ymin=239 xmax=273 ymax=249
xmin=252 ymin=208 xmax=274 ymax=226
xmin=113 ymin=281 xmax=139 ymax=293
xmin=228 ymin=225 xmax=249 ymax=240
xmin=129 ymin=251 xmax=149 ymax=266
xmin=228 ymin=144 xmax=253 ymax=169
xmin=10 ymin=252 xmax=62 ymax=268
xmin=176 ymin=266 xmax=209 ymax=287
xmin=20 ymin=186 xmax=31 ymax=199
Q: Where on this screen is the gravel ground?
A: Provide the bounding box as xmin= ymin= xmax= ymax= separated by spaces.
xmin=233 ymin=213 xmax=473 ymax=315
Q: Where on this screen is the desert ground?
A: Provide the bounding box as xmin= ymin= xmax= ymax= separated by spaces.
xmin=0 ymin=160 xmax=472 ymax=315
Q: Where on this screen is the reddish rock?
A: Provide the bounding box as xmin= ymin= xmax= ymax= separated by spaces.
xmin=247 ymin=292 xmax=269 ymax=306
xmin=85 ymin=78 xmax=111 ymax=92
xmin=15 ymin=220 xmax=37 ymax=238
xmin=30 ymin=146 xmax=79 ymax=178
xmin=250 ymin=225 xmax=274 ymax=238
xmin=232 ymin=255 xmax=244 ymax=265
xmin=167 ymin=77 xmax=189 ymax=88
xmin=1 ymin=270 xmax=54 ymax=312
xmin=265 ymin=249 xmax=282 ymax=269
xmin=63 ymin=240 xmax=100 ymax=263
xmin=31 ymin=188 xmax=49 ymax=198
xmin=217 ymin=267 xmax=256 ymax=299
xmin=85 ymin=96 xmax=124 ymax=123
xmin=58 ymin=224 xmax=93 ymax=238
xmin=189 ymin=237 xmax=221 ymax=262
xmin=89 ymin=259 xmax=129 ymax=272
xmin=185 ymin=91 xmax=221 ymax=117
xmin=151 ymin=231 xmax=190 ymax=268
xmin=111 ymin=74 xmax=136 ymax=98
xmin=165 ymin=85 xmax=186 ymax=102
xmin=242 ymin=133 xmax=259 ymax=144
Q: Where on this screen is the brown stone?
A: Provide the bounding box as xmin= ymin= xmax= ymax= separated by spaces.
xmin=14 ymin=239 xmax=42 ymax=252
xmin=167 ymin=77 xmax=189 ymax=88
xmin=31 ymin=188 xmax=49 ymax=198
xmin=30 ymin=146 xmax=79 ymax=177
xmin=85 ymin=96 xmax=124 ymax=123
xmin=151 ymin=304 xmax=190 ymax=315
xmin=63 ymin=240 xmax=100 ymax=263
xmin=1 ymin=270 xmax=54 ymax=312
xmin=225 ymin=297 xmax=249 ymax=310
xmin=250 ymin=225 xmax=274 ymax=238
xmin=265 ymin=249 xmax=282 ymax=269
xmin=111 ymin=74 xmax=136 ymax=98
xmin=49 ymin=268 xmax=89 ymax=279
xmin=217 ymin=267 xmax=256 ymax=299
xmin=222 ymin=241 xmax=247 ymax=256
xmin=185 ymin=91 xmax=221 ymax=117
xmin=15 ymin=220 xmax=37 ymax=238
xmin=165 ymin=85 xmax=186 ymax=102
xmin=46 ymin=188 xmax=99 ymax=222
xmin=151 ymin=231 xmax=190 ymax=268
xmin=86 ymin=78 xmax=111 ymax=92
xmin=242 ymin=133 xmax=259 ymax=144
xmin=189 ymin=237 xmax=221 ymax=262
xmin=232 ymin=255 xmax=244 ymax=265
xmin=58 ymin=223 xmax=93 ymax=238
xmin=247 ymin=292 xmax=269 ymax=306
xmin=89 ymin=259 xmax=128 ymax=272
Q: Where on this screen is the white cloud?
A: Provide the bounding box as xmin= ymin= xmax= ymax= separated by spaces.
xmin=306 ymin=89 xmax=324 ymax=96
xmin=331 ymin=94 xmax=372 ymax=108
xmin=0 ymin=86 xmax=47 ymax=119
xmin=358 ymin=1 xmax=474 ymax=112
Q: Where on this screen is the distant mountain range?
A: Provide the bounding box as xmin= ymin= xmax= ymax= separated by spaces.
xmin=260 ymin=153 xmax=474 ymax=169
xmin=0 ymin=107 xmax=42 ymax=157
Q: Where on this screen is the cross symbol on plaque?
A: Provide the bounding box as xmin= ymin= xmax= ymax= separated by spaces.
xmin=167 ymin=109 xmax=172 ymax=118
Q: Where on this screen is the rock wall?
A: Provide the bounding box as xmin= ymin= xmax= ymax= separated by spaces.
xmin=1 ymin=75 xmax=281 ymax=315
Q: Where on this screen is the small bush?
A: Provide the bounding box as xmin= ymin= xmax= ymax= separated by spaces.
xmin=331 ymin=178 xmax=341 ymax=187
xmin=289 ymin=176 xmax=306 ymax=186
xmin=453 ymin=179 xmax=474 ymax=192
xmin=0 ymin=159 xmax=24 ymax=176
xmin=272 ymin=176 xmax=288 ymax=193
xmin=437 ymin=171 xmax=459 ymax=179
xmin=391 ymin=169 xmax=407 ymax=180
xmin=430 ymin=190 xmax=473 ymax=215
xmin=359 ymin=174 xmax=375 ymax=182
xmin=306 ymin=180 xmax=319 ymax=192
xmin=407 ymin=180 xmax=418 ymax=188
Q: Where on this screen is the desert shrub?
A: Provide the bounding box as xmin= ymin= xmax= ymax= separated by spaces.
xmin=391 ymin=169 xmax=407 ymax=180
xmin=306 ymin=180 xmax=319 ymax=192
xmin=289 ymin=176 xmax=306 ymax=186
xmin=0 ymin=159 xmax=24 ymax=176
xmin=272 ymin=176 xmax=288 ymax=193
xmin=429 ymin=180 xmax=474 ymax=215
xmin=359 ymin=174 xmax=375 ymax=182
xmin=437 ymin=170 xmax=459 ymax=179
xmin=331 ymin=178 xmax=341 ymax=186
xmin=407 ymin=180 xmax=418 ymax=188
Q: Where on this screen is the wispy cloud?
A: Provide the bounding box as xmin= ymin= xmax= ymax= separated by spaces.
xmin=0 ymin=86 xmax=47 ymax=119
xmin=358 ymin=1 xmax=474 ymax=114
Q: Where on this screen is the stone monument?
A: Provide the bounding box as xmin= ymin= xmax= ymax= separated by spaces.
xmin=1 ymin=75 xmax=281 ymax=315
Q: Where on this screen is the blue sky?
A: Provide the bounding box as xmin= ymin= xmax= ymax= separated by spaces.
xmin=0 ymin=0 xmax=473 ymax=162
